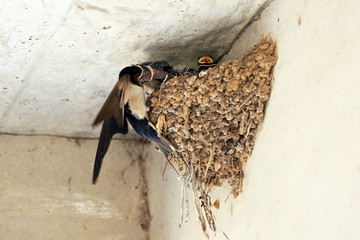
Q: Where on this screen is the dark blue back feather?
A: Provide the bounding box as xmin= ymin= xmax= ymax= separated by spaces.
xmin=126 ymin=113 xmax=161 ymax=143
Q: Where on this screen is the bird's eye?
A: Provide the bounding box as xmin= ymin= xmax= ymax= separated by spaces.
xmin=145 ymin=66 xmax=154 ymax=80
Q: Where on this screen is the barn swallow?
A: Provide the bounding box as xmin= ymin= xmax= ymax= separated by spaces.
xmin=197 ymin=56 xmax=216 ymax=72
xmin=136 ymin=60 xmax=178 ymax=93
xmin=92 ymin=65 xmax=177 ymax=184
xmin=180 ymin=56 xmax=217 ymax=76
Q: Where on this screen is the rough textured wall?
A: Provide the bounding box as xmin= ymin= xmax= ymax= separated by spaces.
xmin=0 ymin=0 xmax=267 ymax=138
xmin=2 ymin=0 xmax=360 ymax=239
xmin=0 ymin=135 xmax=146 ymax=240
xmin=146 ymin=0 xmax=360 ymax=239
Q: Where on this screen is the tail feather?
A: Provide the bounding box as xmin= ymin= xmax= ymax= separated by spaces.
xmin=93 ymin=117 xmax=128 ymax=184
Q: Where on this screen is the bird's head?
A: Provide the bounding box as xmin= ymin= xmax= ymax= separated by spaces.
xmin=119 ymin=66 xmax=143 ymax=87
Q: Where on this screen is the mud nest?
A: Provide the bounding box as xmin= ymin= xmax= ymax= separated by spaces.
xmin=148 ymin=37 xmax=277 ymax=196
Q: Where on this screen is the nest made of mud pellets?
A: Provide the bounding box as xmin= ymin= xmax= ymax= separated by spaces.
xmin=148 ymin=37 xmax=277 ymax=196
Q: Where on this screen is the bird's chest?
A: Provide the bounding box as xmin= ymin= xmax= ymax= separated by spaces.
xmin=125 ymin=84 xmax=147 ymax=119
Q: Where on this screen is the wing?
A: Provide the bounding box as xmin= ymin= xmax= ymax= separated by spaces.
xmin=156 ymin=134 xmax=176 ymax=158
xmin=126 ymin=113 xmax=184 ymax=175
xmin=92 ymin=73 xmax=131 ymax=184
xmin=92 ymin=117 xmax=129 ymax=184
xmin=125 ymin=112 xmax=177 ymax=157
xmin=92 ymin=74 xmax=130 ymax=129
xmin=154 ymin=135 xmax=186 ymax=176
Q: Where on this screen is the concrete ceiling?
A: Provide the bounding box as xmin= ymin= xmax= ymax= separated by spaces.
xmin=0 ymin=0 xmax=267 ymax=138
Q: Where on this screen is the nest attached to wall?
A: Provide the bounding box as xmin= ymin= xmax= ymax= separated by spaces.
xmin=148 ymin=37 xmax=277 ymax=235
xmin=149 ymin=37 xmax=277 ymax=192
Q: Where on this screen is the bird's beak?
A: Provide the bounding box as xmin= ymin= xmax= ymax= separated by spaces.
xmin=145 ymin=65 xmax=154 ymax=81
xmin=134 ymin=64 xmax=154 ymax=86
xmin=133 ymin=65 xmax=145 ymax=87
xmin=198 ymin=56 xmax=214 ymax=64
xmin=134 ymin=65 xmax=144 ymax=78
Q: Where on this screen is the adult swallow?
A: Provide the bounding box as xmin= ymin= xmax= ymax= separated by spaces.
xmin=92 ymin=65 xmax=177 ymax=184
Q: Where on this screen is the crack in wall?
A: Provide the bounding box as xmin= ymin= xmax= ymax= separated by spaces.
xmin=136 ymin=141 xmax=152 ymax=240
xmin=0 ymin=132 xmax=141 ymax=141
xmin=217 ymin=0 xmax=274 ymax=62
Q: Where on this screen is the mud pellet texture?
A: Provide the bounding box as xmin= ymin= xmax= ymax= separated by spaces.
xmin=148 ymin=37 xmax=277 ymax=196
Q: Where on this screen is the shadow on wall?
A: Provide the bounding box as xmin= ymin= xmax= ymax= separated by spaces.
xmin=142 ymin=19 xmax=247 ymax=69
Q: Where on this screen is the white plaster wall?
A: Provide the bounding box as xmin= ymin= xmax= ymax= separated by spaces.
xmin=0 ymin=135 xmax=145 ymax=240
xmin=2 ymin=0 xmax=360 ymax=239
xmin=146 ymin=0 xmax=360 ymax=239
xmin=0 ymin=0 xmax=266 ymax=138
